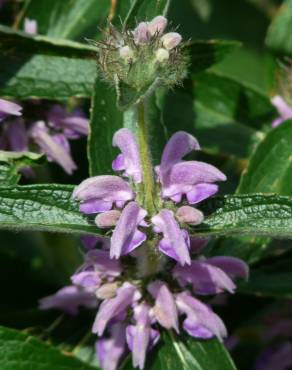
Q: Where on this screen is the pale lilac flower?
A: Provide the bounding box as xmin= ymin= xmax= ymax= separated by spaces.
xmin=173 ymin=256 xmax=248 ymax=295
xmin=112 ymin=128 xmax=142 ymax=183
xmin=147 ymin=16 xmax=168 ymax=36
xmin=148 ymin=281 xmax=179 ymax=332
xmin=161 ymin=32 xmax=182 ymax=50
xmin=47 ymin=105 xmax=89 ymax=138
xmin=0 ymin=98 xmax=22 ymax=122
xmin=24 ymin=18 xmax=38 ymax=35
xmin=110 ymin=202 xmax=147 ymax=259
xmin=152 ymin=209 xmax=191 ymax=265
xmin=96 ymin=323 xmax=127 ymax=370
xmin=134 ymin=22 xmax=150 ymax=44
xmin=176 ymin=292 xmax=227 ymax=340
xmin=126 ymin=303 xmax=160 ymax=370
xmin=271 ymin=95 xmax=292 ymax=127
xmin=73 ymin=175 xmax=134 ymax=214
xmin=157 ymin=131 xmax=226 ymax=203
xmin=93 ymin=283 xmax=141 ymax=336
xmin=39 ymin=286 xmax=97 ymax=316
xmin=30 ymin=121 xmax=77 ymax=174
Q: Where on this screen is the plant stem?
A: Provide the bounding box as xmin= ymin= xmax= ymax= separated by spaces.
xmin=137 ymin=100 xmax=156 ymax=215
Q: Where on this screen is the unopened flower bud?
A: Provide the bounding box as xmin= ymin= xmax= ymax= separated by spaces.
xmin=176 ymin=206 xmax=204 ymax=226
xmin=148 ymin=16 xmax=168 ymax=36
xmin=134 ymin=22 xmax=149 ymax=44
xmin=95 ymin=210 xmax=121 ymax=228
xmin=155 ymin=48 xmax=170 ymax=62
xmin=119 ymin=46 xmax=134 ymax=61
xmin=161 ymin=32 xmax=182 ymax=50
xmin=96 ymin=282 xmax=119 ymax=299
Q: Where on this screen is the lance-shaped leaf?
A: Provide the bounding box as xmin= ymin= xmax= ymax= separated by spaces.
xmin=192 ymin=194 xmax=292 ymax=239
xmin=238 ymin=120 xmax=292 ymax=195
xmin=0 ymin=184 xmax=102 ymax=235
xmin=0 ymin=325 xmax=100 ymax=370
xmin=0 ymin=25 xmax=97 ymax=99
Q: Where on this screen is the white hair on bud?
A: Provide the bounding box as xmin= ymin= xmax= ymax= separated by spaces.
xmin=155 ymin=48 xmax=170 ymax=62
xmin=161 ymin=32 xmax=182 ymax=50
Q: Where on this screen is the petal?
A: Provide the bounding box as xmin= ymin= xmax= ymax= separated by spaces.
xmin=71 ymin=271 xmax=101 ymax=290
xmin=73 ymin=175 xmax=134 ymax=204
xmin=96 ymin=323 xmax=127 ymax=370
xmin=0 ymin=98 xmax=22 ymax=120
xmin=112 ymin=128 xmax=142 ymax=183
xmin=80 ymin=199 xmax=113 ymax=214
xmin=159 ymin=131 xmax=200 ymax=174
xmin=147 ymin=16 xmax=168 ymax=36
xmin=93 ymin=283 xmax=140 ymax=335
xmin=176 ymin=292 xmax=227 ymax=341
xmin=186 ymin=183 xmax=219 ymax=204
xmin=173 ymin=261 xmax=236 ymax=295
xmin=39 ymin=285 xmax=97 ymax=316
xmin=206 ymin=256 xmax=249 ymax=280
xmin=271 ymin=96 xmax=292 ymax=119
xmin=152 ymin=209 xmax=191 ymax=265
xmin=31 ymin=122 xmax=77 ymax=174
xmin=80 ymin=250 xmax=122 ymax=278
xmin=110 ymin=202 xmax=146 ymax=259
xmin=4 ymin=118 xmax=28 ymax=151
xmin=148 ymin=281 xmax=179 ymax=332
xmin=95 ymin=210 xmax=121 ymax=228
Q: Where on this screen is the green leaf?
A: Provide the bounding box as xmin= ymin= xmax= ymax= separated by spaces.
xmin=121 ymin=332 xmax=236 ymax=370
xmin=0 ymin=54 xmax=96 ymax=99
xmin=0 ymin=326 xmax=99 ymax=370
xmin=23 ymin=0 xmax=110 ymax=41
xmin=238 ymin=120 xmax=292 ymax=195
xmin=0 ymin=164 xmax=20 ymax=186
xmin=0 ymin=184 xmax=102 ymax=235
xmin=189 ymin=40 xmax=241 ymax=74
xmin=192 ymin=194 xmax=292 ymax=239
xmin=0 ymin=25 xmax=97 ymax=99
xmin=161 ymin=71 xmax=275 ymax=158
xmin=265 ymin=0 xmax=292 ymax=57
xmin=0 ymin=24 xmax=96 ymax=57
xmin=239 ymin=258 xmax=292 ymax=298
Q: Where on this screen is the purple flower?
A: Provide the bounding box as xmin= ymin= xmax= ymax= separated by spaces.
xmin=73 ymin=175 xmax=134 ymax=214
xmin=0 ymin=118 xmax=28 ymax=152
xmin=126 ymin=303 xmax=160 ymax=370
xmin=271 ymin=96 xmax=292 ymax=127
xmin=93 ymin=283 xmax=141 ymax=336
xmin=110 ymin=202 xmax=147 ymax=259
xmin=173 ymin=257 xmax=248 ymax=295
xmin=96 ymin=323 xmax=127 ymax=370
xmin=255 ymin=342 xmax=292 ymax=370
xmin=0 ymin=98 xmax=22 ymax=122
xmin=148 ymin=281 xmax=179 ymax=332
xmin=157 ymin=131 xmax=226 ymax=203
xmin=30 ymin=121 xmax=77 ymax=174
xmin=176 ymin=292 xmax=227 ymax=341
xmin=39 ymin=286 xmax=97 ymax=316
xmin=112 ymin=128 xmax=142 ymax=183
xmin=152 ymin=209 xmax=191 ymax=265
xmin=47 ymin=104 xmax=89 ymax=138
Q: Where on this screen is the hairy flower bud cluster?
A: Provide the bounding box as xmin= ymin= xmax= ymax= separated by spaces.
xmin=97 ymin=16 xmax=189 ymax=107
xmin=40 ymin=127 xmax=249 ymax=370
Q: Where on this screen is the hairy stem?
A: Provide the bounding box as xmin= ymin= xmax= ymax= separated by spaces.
xmin=137 ymin=100 xmax=156 ymax=215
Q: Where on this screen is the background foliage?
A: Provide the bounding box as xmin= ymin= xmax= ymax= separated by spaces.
xmin=0 ymin=0 xmax=292 ymax=369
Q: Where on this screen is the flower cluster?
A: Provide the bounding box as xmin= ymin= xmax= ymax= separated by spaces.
xmin=0 ymin=98 xmax=89 ymax=174
xmin=40 ymin=128 xmax=248 ymax=370
xmin=98 ymin=16 xmax=188 ymax=107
